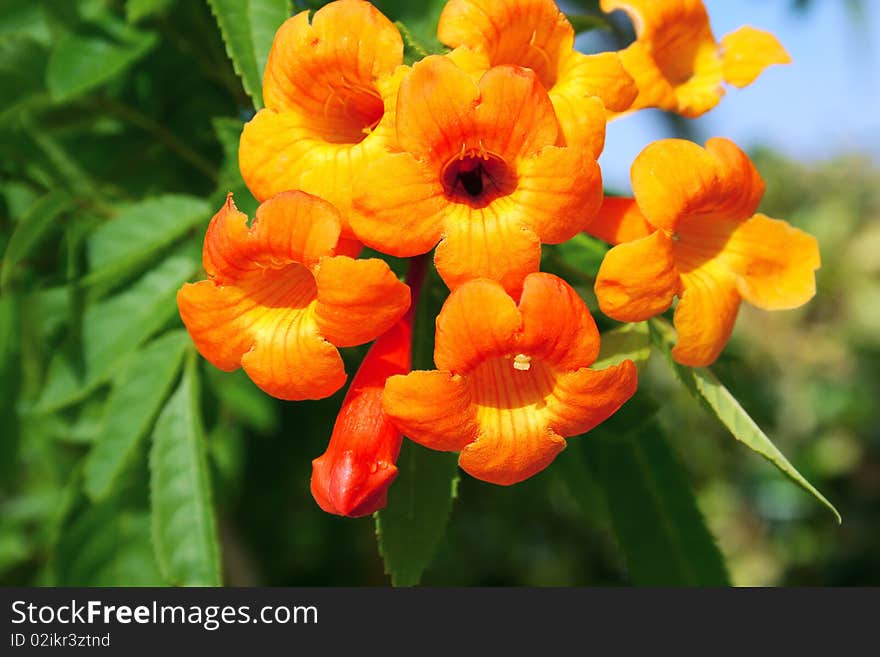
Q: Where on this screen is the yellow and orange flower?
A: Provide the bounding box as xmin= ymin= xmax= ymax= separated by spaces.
xmin=437 ymin=0 xmax=637 ymax=157
xmin=592 ymin=138 xmax=820 ymax=366
xmin=351 ymin=55 xmax=603 ymax=296
xmin=383 ymin=273 xmax=637 ymax=485
xmin=177 ymin=192 xmax=410 ymax=400
xmin=601 ymin=0 xmax=791 ymax=117
xmin=238 ymin=0 xmax=406 ymax=244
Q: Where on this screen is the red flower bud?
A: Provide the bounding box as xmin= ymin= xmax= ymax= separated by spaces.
xmin=310 ymin=256 xmax=426 ymax=517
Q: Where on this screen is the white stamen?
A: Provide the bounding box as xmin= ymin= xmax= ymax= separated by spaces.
xmin=512 ymin=354 xmax=532 ymax=371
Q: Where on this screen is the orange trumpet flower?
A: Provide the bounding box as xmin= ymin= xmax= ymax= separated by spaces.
xmin=310 ymin=257 xmax=426 ymax=518
xmin=383 ymin=273 xmax=637 ymax=486
xmin=177 ymin=192 xmax=410 ymax=400
xmin=351 ymin=56 xmax=603 ymax=296
xmin=238 ymin=0 xmax=406 ymax=243
xmin=591 ymin=138 xmax=820 ymax=366
xmin=601 ymin=0 xmax=791 ymax=117
xmin=437 ymin=0 xmax=637 ymax=157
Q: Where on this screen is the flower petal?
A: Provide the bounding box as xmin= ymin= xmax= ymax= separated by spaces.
xmin=517 ymin=272 xmax=600 ymax=370
xmin=630 ymin=138 xmax=721 ymax=232
xmin=595 ymin=230 xmax=680 ymax=321
xmin=613 ymin=41 xmax=677 ymax=114
xmin=556 ymin=51 xmax=638 ymax=113
xmin=458 ymin=426 xmax=566 ymax=486
xmin=672 ymin=264 xmax=741 ymax=366
xmin=722 ymin=26 xmax=791 ymax=88
xmin=729 ymin=213 xmax=820 ymax=310
xmin=239 ymin=108 xmax=396 ymax=236
xmin=178 ymin=267 xmax=346 ymax=400
xmin=508 ymin=146 xmax=603 ymax=243
xmin=350 ymin=152 xmax=447 ymax=257
xmin=545 ymin=360 xmax=638 ymax=437
xmin=395 ymin=55 xmax=481 ymax=164
xmin=201 ymin=195 xmax=256 ymax=281
xmin=383 ymin=370 xmax=479 ymax=451
xmin=314 ymin=255 xmax=410 ymax=348
xmin=705 ymin=137 xmax=765 ymax=221
xmin=437 ymin=0 xmax=573 ymax=91
xmin=434 ymin=204 xmax=542 ymax=296
xmin=602 ymin=0 xmax=726 ymax=117
xmin=249 ymin=191 xmax=342 ymax=267
xmin=262 ymin=2 xmax=402 ymax=115
xmin=241 ymin=310 xmax=346 ymax=400
xmin=585 ymin=196 xmax=654 ymax=245
xmin=434 ymin=278 xmax=521 ymax=373
xmin=472 ymin=65 xmax=560 ymax=161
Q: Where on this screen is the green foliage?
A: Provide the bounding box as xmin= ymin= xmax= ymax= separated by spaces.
xmin=46 ymin=22 xmax=158 ymax=103
xmin=649 ymin=318 xmax=841 ymax=523
xmin=84 ymin=195 xmax=209 ymax=288
xmin=34 ymin=254 xmax=197 ymax=412
xmin=375 ymin=444 xmax=460 ymax=586
xmin=84 ymin=330 xmax=189 ymax=501
xmin=593 ymin=420 xmax=730 ymax=585
xmin=1 ymin=191 xmax=72 ymax=291
xmin=0 ymin=0 xmax=873 ymax=589
xmin=150 ymin=354 xmax=222 ymax=586
xmin=593 ymin=321 xmax=651 ymax=370
xmin=207 ymin=0 xmax=292 ymax=109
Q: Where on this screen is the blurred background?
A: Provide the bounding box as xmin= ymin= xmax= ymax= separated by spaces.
xmin=0 ymin=0 xmax=878 ymax=586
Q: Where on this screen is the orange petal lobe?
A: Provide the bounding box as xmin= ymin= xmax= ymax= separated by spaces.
xmin=383 ymin=371 xmax=479 ymax=451
xmin=395 ymin=56 xmax=481 ymax=164
xmin=350 ymin=152 xmax=447 ymax=257
xmin=630 ymin=138 xmax=721 ymax=232
xmin=262 ymin=2 xmax=402 ymax=116
xmin=585 ymin=196 xmax=654 ymax=245
xmin=459 ymin=427 xmax=567 ymax=486
xmin=314 ymin=256 xmax=410 ymax=348
xmin=434 ymin=206 xmax=542 ymax=297
xmin=508 ymin=146 xmax=603 ymax=243
xmin=672 ymin=265 xmax=741 ymax=366
xmin=437 ymin=0 xmax=573 ymax=91
xmin=545 ymin=360 xmax=638 ymax=437
xmin=729 ymin=214 xmax=820 ymax=311
xmin=517 ymin=272 xmax=600 ymax=370
xmin=434 ymin=278 xmax=521 ymax=373
xmin=595 ymin=230 xmax=680 ymax=321
xmin=722 ymin=26 xmax=791 ymax=88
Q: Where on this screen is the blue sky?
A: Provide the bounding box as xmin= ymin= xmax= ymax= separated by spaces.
xmin=585 ymin=0 xmax=880 ymax=190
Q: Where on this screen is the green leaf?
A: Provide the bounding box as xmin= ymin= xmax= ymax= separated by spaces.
xmin=54 ymin=497 xmax=166 ymax=586
xmin=0 ymin=295 xmax=22 ymax=484
xmin=84 ymin=195 xmax=210 ymax=289
xmin=0 ymin=34 xmax=49 ymax=122
xmin=594 ymin=321 xmax=651 ymax=371
xmin=593 ymin=421 xmax=730 ymax=586
xmin=46 ymin=25 xmax=158 ymax=102
xmin=566 ymin=13 xmax=611 ymax=34
xmin=649 ymin=318 xmax=841 ymax=523
xmin=1 ymin=190 xmax=72 ymax=292
xmin=34 ymin=254 xmax=198 ymax=413
xmin=207 ymin=0 xmax=292 ymax=110
xmin=373 ymin=1 xmax=447 ymax=54
xmin=150 ymin=353 xmax=222 ymax=586
xmin=375 ymin=442 xmax=459 ymax=586
xmin=212 ymin=117 xmax=258 ymax=217
xmin=84 ymin=330 xmax=189 ymax=501
xmin=554 ymin=231 xmax=609 ymax=278
xmin=126 ymin=0 xmax=174 ymax=23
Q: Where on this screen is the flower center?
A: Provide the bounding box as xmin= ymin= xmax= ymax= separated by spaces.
xmin=441 ymin=151 xmax=515 ymax=208
xmin=314 ymin=82 xmax=385 ymax=145
xmin=469 ymin=354 xmax=555 ymax=412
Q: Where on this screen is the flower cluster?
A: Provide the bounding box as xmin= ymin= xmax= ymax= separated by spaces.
xmin=178 ymin=0 xmax=818 ymax=516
